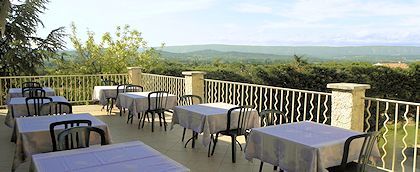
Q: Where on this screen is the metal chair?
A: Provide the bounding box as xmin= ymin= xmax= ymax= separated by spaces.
xmin=107 ymin=84 xmax=127 ymax=115
xmin=40 ymin=102 xmax=72 ymax=115
xmin=25 ymin=97 xmax=53 ymax=116
xmin=327 ymin=132 xmax=379 ymax=172
xmin=49 ymin=120 xmax=92 ymax=151
xmin=140 ymin=91 xmax=169 ymax=132
xmin=22 ymin=87 xmax=45 ymax=97
xmin=210 ymin=105 xmax=255 ymax=162
xmin=179 ymin=95 xmax=202 ymax=145
xmin=22 ymin=81 xmax=41 ymax=88
xmin=56 ymin=126 xmax=107 ymax=151
xmin=258 ymin=109 xmax=287 ymax=172
xmin=125 ymin=84 xmax=144 ymax=123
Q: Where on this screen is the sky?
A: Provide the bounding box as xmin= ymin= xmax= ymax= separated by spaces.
xmin=35 ymin=0 xmax=420 ymax=49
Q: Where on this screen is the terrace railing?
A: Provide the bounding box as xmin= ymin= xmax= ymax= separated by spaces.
xmin=364 ymin=97 xmax=420 ymax=172
xmin=0 ymin=74 xmax=128 ymax=107
xmin=204 ymin=79 xmax=332 ymax=124
xmin=140 ymin=73 xmax=185 ymax=102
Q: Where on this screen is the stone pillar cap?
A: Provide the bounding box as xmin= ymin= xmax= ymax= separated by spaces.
xmin=327 ymin=83 xmax=370 ymax=90
xmin=182 ymin=71 xmax=207 ymax=76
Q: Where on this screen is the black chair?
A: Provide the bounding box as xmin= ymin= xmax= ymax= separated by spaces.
xmin=327 ymin=132 xmax=379 ymax=172
xmin=179 ymin=95 xmax=202 ymax=143
xmin=40 ymin=102 xmax=72 ymax=115
xmin=101 ymin=79 xmax=118 ymax=86
xmin=22 ymin=81 xmax=41 ymax=88
xmin=22 ymin=87 xmax=45 ymax=97
xmin=49 ymin=120 xmax=92 ymax=151
xmin=107 ymin=84 xmax=127 ymax=115
xmin=258 ymin=109 xmax=287 ymax=172
xmin=57 ymin=126 xmax=107 ymax=151
xmin=125 ymin=84 xmax=144 ymax=123
xmin=140 ymin=91 xmax=169 ymax=132
xmin=211 ymin=105 xmax=255 ymax=162
xmin=25 ymin=97 xmax=53 ymax=116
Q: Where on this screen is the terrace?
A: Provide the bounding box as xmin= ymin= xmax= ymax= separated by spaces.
xmin=0 ymin=69 xmax=418 ymax=172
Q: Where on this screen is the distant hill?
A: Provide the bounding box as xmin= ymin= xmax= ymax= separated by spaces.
xmin=160 ymin=44 xmax=420 ymax=62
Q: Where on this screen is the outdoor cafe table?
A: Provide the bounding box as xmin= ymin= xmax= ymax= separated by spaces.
xmin=116 ymin=92 xmax=177 ymax=115
xmin=92 ymin=86 xmax=124 ymax=106
xmin=171 ymin=102 xmax=260 ymax=147
xmin=245 ymin=121 xmax=380 ymax=172
xmin=6 ymin=87 xmax=55 ymax=103
xmin=31 ymin=141 xmax=190 ymax=172
xmin=5 ymin=96 xmax=69 ymax=127
xmin=12 ymin=113 xmax=112 ymax=172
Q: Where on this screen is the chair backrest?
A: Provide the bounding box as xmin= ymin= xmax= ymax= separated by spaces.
xmin=179 ymin=95 xmax=202 ymax=106
xmin=49 ymin=120 xmax=92 ymax=151
xmin=259 ymin=109 xmax=287 ymax=127
xmin=125 ymin=84 xmax=144 ymax=93
xmin=40 ymin=102 xmax=72 ymax=116
xmin=22 ymin=81 xmax=41 ymax=88
xmin=113 ymin=84 xmax=128 ymax=99
xmin=22 ymin=87 xmax=45 ymax=97
xmin=25 ymin=97 xmax=53 ymax=116
xmin=226 ymin=105 xmax=255 ymax=135
xmin=147 ymin=91 xmax=169 ymax=112
xmin=57 ymin=126 xmax=107 ymax=151
xmin=101 ymin=79 xmax=118 ymax=86
xmin=340 ymin=132 xmax=378 ymax=172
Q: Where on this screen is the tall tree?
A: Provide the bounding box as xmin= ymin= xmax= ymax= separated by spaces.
xmin=0 ymin=0 xmax=65 ymax=76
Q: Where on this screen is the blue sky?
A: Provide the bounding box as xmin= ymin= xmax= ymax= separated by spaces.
xmin=36 ymin=0 xmax=420 ymax=48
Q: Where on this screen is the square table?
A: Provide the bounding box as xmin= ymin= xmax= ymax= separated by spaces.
xmin=171 ymin=102 xmax=260 ymax=147
xmin=6 ymin=87 xmax=56 ymax=103
xmin=116 ymin=92 xmax=177 ymax=115
xmin=5 ymin=96 xmax=69 ymax=127
xmin=12 ymin=113 xmax=112 ymax=171
xmin=92 ymin=86 xmax=124 ymax=106
xmin=31 ymin=141 xmax=190 ymax=172
xmin=245 ymin=121 xmax=380 ymax=172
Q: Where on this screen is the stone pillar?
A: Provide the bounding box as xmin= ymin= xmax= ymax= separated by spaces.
xmin=182 ymin=71 xmax=206 ymax=99
xmin=127 ymin=67 xmax=142 ymax=85
xmin=327 ymin=83 xmax=370 ymax=131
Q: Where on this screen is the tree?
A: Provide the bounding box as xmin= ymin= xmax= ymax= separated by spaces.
xmin=0 ymin=0 xmax=65 ymax=76
xmin=49 ymin=23 xmax=161 ymax=74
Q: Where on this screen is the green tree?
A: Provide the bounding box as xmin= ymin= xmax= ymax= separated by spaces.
xmin=49 ymin=23 xmax=160 ymax=74
xmin=0 ymin=0 xmax=65 ymax=76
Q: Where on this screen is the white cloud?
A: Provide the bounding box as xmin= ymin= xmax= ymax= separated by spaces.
xmin=234 ymin=3 xmax=272 ymax=14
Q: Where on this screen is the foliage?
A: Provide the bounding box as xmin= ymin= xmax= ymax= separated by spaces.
xmin=47 ymin=23 xmax=160 ymax=74
xmin=0 ymin=0 xmax=65 ymax=76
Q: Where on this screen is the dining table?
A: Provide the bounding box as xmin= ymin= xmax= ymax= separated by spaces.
xmin=92 ymin=85 xmax=124 ymax=106
xmin=30 ymin=141 xmax=190 ymax=172
xmin=171 ymin=102 xmax=260 ymax=147
xmin=5 ymin=96 xmax=69 ymax=127
xmin=6 ymin=87 xmax=55 ymax=103
xmin=116 ymin=91 xmax=177 ymax=116
xmin=245 ymin=121 xmax=380 ymax=172
xmin=11 ymin=113 xmax=112 ymax=172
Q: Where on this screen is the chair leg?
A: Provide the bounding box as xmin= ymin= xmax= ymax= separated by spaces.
xmin=151 ymin=112 xmax=155 ymax=132
xmin=158 ymin=113 xmax=162 ymax=127
xmin=259 ymin=162 xmax=264 ymax=172
xmin=211 ymin=133 xmax=219 ymax=156
xmin=208 ymin=134 xmax=213 ymax=157
xmin=141 ymin=112 xmax=147 ymax=128
xmin=126 ymin=111 xmax=131 ymax=124
xmin=231 ymin=135 xmax=236 ymax=163
xmin=162 ymin=113 xmax=167 ymax=131
xmin=182 ymin=128 xmax=186 ymax=141
xmin=236 ymin=139 xmax=243 ymax=151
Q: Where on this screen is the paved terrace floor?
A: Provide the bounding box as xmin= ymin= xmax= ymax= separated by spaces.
xmin=0 ymin=105 xmax=383 ymax=172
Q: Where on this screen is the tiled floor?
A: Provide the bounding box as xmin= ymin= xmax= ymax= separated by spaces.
xmin=0 ymin=105 xmax=384 ymax=172
xmin=0 ymin=105 xmax=273 ymax=172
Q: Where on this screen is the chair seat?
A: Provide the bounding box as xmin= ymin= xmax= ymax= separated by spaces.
xmin=327 ymin=162 xmax=360 ymax=172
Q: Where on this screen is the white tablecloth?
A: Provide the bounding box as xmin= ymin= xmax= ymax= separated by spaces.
xmin=92 ymin=86 xmax=124 ymax=106
xmin=116 ymin=92 xmax=177 ymax=114
xmin=31 ymin=141 xmax=190 ymax=172
xmin=245 ymin=121 xmax=380 ymax=172
xmin=6 ymin=87 xmax=55 ymax=103
xmin=171 ymin=103 xmax=260 ymax=146
xmin=5 ymin=96 xmax=69 ymax=127
xmin=12 ymin=113 xmax=112 ymax=172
